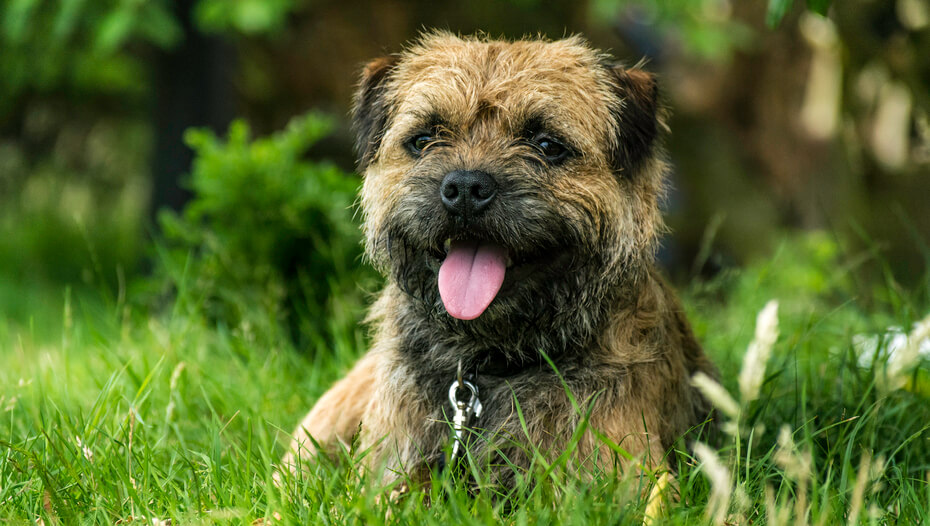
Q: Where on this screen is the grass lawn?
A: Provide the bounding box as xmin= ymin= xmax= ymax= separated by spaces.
xmin=1 ymin=232 xmax=929 ymax=524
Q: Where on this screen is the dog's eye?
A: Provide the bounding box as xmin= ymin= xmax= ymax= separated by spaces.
xmin=533 ymin=135 xmax=569 ymax=163
xmin=407 ymin=134 xmax=435 ymax=155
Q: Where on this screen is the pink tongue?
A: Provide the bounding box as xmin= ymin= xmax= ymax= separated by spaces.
xmin=438 ymin=240 xmax=508 ymax=320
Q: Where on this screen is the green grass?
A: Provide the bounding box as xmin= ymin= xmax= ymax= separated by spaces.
xmin=1 ymin=232 xmax=929 ymax=524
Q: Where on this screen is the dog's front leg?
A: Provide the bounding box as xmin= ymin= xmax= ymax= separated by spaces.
xmin=278 ymin=350 xmax=381 ymax=478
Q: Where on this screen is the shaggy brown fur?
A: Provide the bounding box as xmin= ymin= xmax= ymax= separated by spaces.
xmin=280 ymin=32 xmax=717 ymax=486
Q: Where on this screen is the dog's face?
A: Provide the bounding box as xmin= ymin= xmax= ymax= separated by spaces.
xmin=354 ymin=33 xmax=665 ymax=328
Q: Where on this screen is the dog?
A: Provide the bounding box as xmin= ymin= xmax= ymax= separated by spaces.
xmin=280 ymin=31 xmax=717 ymax=487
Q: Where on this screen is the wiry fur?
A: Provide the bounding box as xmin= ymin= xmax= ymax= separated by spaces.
xmin=281 ymin=32 xmax=717 ymax=487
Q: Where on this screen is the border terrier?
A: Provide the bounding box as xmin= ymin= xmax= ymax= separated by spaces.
xmin=281 ymin=32 xmax=717 ymax=486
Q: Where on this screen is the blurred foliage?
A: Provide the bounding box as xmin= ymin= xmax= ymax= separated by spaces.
xmin=589 ymin=0 xmax=756 ymax=61
xmin=150 ymin=114 xmax=376 ymax=346
xmin=766 ymin=0 xmax=833 ymax=27
xmin=0 ymin=0 xmax=302 ymax=119
xmin=1 ymin=0 xmax=928 ymax=339
xmin=0 ymin=0 xmax=179 ymax=297
xmin=0 ymin=111 xmax=150 ymax=287
xmin=0 ymin=0 xmax=300 ymax=308
xmin=195 ymin=0 xmax=300 ymax=35
xmin=585 ymin=0 xmax=930 ymax=283
xmin=0 ymin=0 xmax=179 ymax=117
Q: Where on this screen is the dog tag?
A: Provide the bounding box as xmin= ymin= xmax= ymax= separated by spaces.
xmin=448 ymin=379 xmax=482 ymax=463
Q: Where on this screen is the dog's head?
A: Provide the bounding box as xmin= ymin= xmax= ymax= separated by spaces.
xmin=353 ymin=32 xmax=666 ymax=326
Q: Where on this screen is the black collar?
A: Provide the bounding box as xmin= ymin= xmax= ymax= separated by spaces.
xmin=470 ymin=352 xmax=547 ymax=379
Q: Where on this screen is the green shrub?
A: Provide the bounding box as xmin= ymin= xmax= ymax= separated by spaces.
xmin=152 ymin=113 xmax=377 ymax=348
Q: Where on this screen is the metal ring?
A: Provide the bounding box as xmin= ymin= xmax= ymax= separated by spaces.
xmin=448 ymin=379 xmax=479 ymax=405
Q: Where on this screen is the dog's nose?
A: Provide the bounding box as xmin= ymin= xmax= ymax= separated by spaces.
xmin=439 ymin=170 xmax=498 ymax=218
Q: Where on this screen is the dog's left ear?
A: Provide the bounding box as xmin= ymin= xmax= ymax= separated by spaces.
xmin=603 ymin=64 xmax=661 ymax=176
xmin=352 ymin=55 xmax=399 ymax=169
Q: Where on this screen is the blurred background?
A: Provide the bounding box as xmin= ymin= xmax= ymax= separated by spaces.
xmin=1 ymin=0 xmax=928 ymax=345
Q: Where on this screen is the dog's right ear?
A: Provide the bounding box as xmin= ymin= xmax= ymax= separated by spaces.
xmin=352 ymin=56 xmax=399 ymax=169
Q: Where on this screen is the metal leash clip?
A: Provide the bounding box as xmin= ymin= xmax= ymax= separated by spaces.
xmin=448 ymin=365 xmax=482 ymax=463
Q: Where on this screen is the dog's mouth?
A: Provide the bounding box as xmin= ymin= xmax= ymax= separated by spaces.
xmin=408 ymin=220 xmax=575 ymax=321
xmin=437 ymin=238 xmax=510 ymax=321
xmin=423 ymin=233 xmax=574 ymax=321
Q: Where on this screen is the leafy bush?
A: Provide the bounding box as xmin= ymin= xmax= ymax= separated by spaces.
xmin=153 ymin=113 xmax=376 ymax=347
